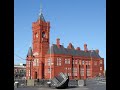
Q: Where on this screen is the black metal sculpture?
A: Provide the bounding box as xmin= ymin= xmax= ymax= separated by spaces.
xmin=51 ymin=72 xmax=69 ymax=89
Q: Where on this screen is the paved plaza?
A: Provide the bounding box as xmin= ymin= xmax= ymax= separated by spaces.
xmin=14 ymin=79 xmax=106 ymax=90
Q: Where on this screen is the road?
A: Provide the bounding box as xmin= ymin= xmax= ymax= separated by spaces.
xmin=14 ymin=79 xmax=106 ymax=90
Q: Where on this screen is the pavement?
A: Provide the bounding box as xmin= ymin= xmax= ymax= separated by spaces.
xmin=14 ymin=79 xmax=106 ymax=90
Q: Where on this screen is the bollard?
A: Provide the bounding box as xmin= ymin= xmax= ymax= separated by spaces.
xmin=78 ymin=80 xmax=86 ymax=86
xmin=14 ymin=81 xmax=19 ymax=88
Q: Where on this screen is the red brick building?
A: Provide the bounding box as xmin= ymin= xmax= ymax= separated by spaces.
xmin=26 ymin=10 xmax=104 ymax=80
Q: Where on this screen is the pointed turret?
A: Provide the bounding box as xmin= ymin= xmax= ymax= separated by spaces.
xmin=27 ymin=47 xmax=33 ymax=57
xmin=38 ymin=3 xmax=45 ymax=22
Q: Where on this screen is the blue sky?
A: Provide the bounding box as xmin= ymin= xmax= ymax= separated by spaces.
xmin=14 ymin=0 xmax=106 ymax=69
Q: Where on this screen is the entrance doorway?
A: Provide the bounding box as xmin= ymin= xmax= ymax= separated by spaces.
xmin=35 ymin=72 xmax=37 ymax=79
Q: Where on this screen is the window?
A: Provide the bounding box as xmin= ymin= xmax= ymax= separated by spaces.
xmin=33 ymin=59 xmax=36 ymax=66
xmin=48 ymin=58 xmax=51 ymax=66
xmin=88 ymin=61 xmax=91 ymax=65
xmin=72 ymin=68 xmax=77 ymax=76
xmin=33 ymin=59 xmax=39 ymax=66
xmin=80 ymin=68 xmax=84 ymax=76
xmin=87 ymin=68 xmax=90 ymax=76
xmin=82 ymin=61 xmax=84 ymax=65
xmin=86 ymin=61 xmax=88 ymax=65
xmin=94 ymin=61 xmax=97 ymax=66
xmin=75 ymin=60 xmax=77 ymax=64
xmin=79 ymin=60 xmax=81 ymax=65
xmin=27 ymin=61 xmax=30 ymax=67
xmin=100 ymin=60 xmax=102 ymax=64
xmin=68 ymin=73 xmax=71 ymax=76
xmin=73 ymin=68 xmax=77 ymax=72
xmin=65 ymin=59 xmax=67 ymax=64
xmin=68 ymin=68 xmax=71 ymax=70
xmin=73 ymin=73 xmax=77 ymax=76
xmin=65 ymin=67 xmax=67 ymax=72
xmin=73 ymin=60 xmax=77 ymax=64
xmin=65 ymin=59 xmax=70 ymax=64
xmin=68 ymin=68 xmax=70 ymax=70
xmin=100 ymin=67 xmax=102 ymax=71
xmin=42 ymin=32 xmax=46 ymax=38
xmin=68 ymin=59 xmax=70 ymax=64
xmin=57 ymin=58 xmax=61 ymax=66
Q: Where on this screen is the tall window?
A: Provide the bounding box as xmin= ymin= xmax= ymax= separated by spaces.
xmin=73 ymin=59 xmax=77 ymax=64
xmin=65 ymin=59 xmax=70 ymax=64
xmin=100 ymin=60 xmax=102 ymax=64
xmin=82 ymin=61 xmax=84 ymax=65
xmin=65 ymin=59 xmax=67 ymax=64
xmin=94 ymin=61 xmax=97 ymax=66
xmin=73 ymin=68 xmax=77 ymax=76
xmin=68 ymin=68 xmax=71 ymax=70
xmin=68 ymin=59 xmax=70 ymax=64
xmin=100 ymin=67 xmax=102 ymax=71
xmin=88 ymin=61 xmax=91 ymax=65
xmin=75 ymin=60 xmax=77 ymax=64
xmin=73 ymin=68 xmax=77 ymax=72
xmin=86 ymin=61 xmax=88 ymax=65
xmin=27 ymin=61 xmax=30 ymax=67
xmin=57 ymin=58 xmax=61 ymax=66
xmin=48 ymin=58 xmax=51 ymax=66
xmin=87 ymin=68 xmax=90 ymax=76
xmin=68 ymin=73 xmax=71 ymax=76
xmin=33 ymin=59 xmax=36 ymax=66
xmin=33 ymin=59 xmax=39 ymax=66
xmin=80 ymin=68 xmax=84 ymax=76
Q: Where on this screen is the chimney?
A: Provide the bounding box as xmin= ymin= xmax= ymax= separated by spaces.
xmin=69 ymin=43 xmax=72 ymax=49
xmin=84 ymin=44 xmax=88 ymax=52
xmin=67 ymin=43 xmax=74 ymax=49
xmin=76 ymin=47 xmax=80 ymax=50
xmin=56 ymin=38 xmax=60 ymax=48
xmin=95 ymin=49 xmax=99 ymax=54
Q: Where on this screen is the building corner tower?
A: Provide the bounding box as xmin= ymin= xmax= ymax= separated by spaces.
xmin=26 ymin=5 xmax=50 ymax=79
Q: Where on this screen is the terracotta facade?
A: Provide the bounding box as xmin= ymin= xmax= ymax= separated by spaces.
xmin=26 ymin=12 xmax=104 ymax=80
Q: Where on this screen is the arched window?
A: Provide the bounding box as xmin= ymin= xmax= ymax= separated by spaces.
xmin=42 ymin=32 xmax=46 ymax=38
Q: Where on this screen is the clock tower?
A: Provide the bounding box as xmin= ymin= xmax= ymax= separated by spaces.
xmin=32 ymin=10 xmax=50 ymax=79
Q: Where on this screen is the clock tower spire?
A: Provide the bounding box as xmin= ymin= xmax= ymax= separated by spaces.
xmin=31 ymin=3 xmax=50 ymax=79
xmin=38 ymin=1 xmax=45 ymax=22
